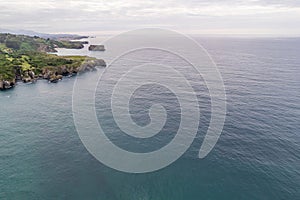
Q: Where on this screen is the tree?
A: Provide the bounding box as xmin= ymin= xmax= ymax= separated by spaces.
xmin=5 ymin=39 xmax=21 ymax=50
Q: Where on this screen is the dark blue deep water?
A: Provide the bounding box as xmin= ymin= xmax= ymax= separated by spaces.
xmin=0 ymin=36 xmax=299 ymax=199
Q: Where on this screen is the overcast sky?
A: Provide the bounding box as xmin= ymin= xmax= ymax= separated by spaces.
xmin=1 ymin=0 xmax=300 ymax=36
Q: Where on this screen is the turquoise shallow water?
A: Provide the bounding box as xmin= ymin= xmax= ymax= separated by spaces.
xmin=0 ymin=36 xmax=299 ymax=199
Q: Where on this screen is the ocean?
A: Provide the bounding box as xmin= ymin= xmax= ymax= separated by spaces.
xmin=0 ymin=35 xmax=299 ymax=199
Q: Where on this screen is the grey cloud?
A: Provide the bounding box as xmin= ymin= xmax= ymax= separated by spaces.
xmin=0 ymin=0 xmax=299 ymax=35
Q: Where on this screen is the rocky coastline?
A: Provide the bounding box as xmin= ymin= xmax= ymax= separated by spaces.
xmin=0 ymin=33 xmax=107 ymax=91
xmin=0 ymin=58 xmax=106 ymax=90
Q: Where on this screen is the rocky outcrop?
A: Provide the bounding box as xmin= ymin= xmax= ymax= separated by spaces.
xmin=39 ymin=58 xmax=105 ymax=82
xmin=14 ymin=66 xmax=22 ymax=80
xmin=22 ymin=70 xmax=37 ymax=83
xmin=22 ymin=77 xmax=32 ymax=83
xmin=88 ymin=45 xmax=105 ymax=51
xmin=49 ymin=74 xmax=63 ymax=83
xmin=0 ymin=79 xmax=15 ymax=90
xmin=37 ymin=44 xmax=58 ymax=53
xmin=80 ymin=59 xmax=106 ymax=71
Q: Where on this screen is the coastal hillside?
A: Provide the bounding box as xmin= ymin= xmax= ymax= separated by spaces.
xmin=0 ymin=33 xmax=105 ymax=90
xmin=0 ymin=28 xmax=88 ymax=40
xmin=0 ymin=33 xmax=84 ymax=53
